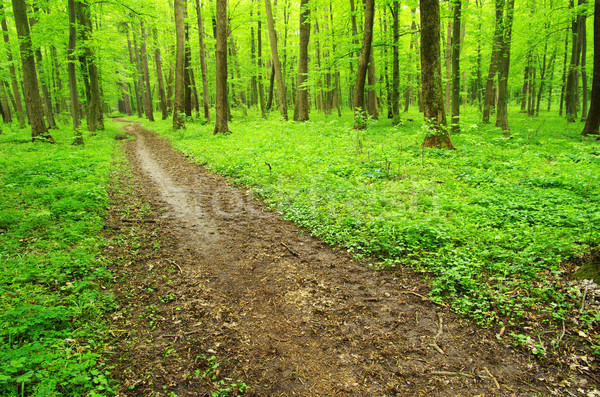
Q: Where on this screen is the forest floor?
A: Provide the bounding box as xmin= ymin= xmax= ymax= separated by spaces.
xmin=104 ymin=120 xmax=596 ymax=396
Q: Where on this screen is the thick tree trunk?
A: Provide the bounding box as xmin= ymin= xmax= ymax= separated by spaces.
xmin=173 ymin=0 xmax=186 ymax=129
xmin=196 ymin=0 xmax=211 ymax=121
xmin=353 ymin=0 xmax=374 ymax=129
xmin=451 ymin=0 xmax=461 ymax=134
xmin=420 ymin=0 xmax=455 ymax=149
xmin=78 ymin=2 xmax=103 ymax=131
xmin=495 ymin=0 xmax=515 ymax=133
xmin=265 ymin=0 xmax=288 ymax=120
xmin=140 ymin=21 xmax=155 ymax=122
xmin=582 ymin=0 xmax=599 ymax=135
xmin=214 ymin=0 xmax=230 ymax=133
xmin=11 ymin=0 xmax=51 ymax=142
xmin=68 ymin=0 xmax=82 ymax=145
xmin=0 ymin=4 xmax=25 ymax=127
xmin=482 ymin=0 xmax=504 ymax=124
xmin=293 ymin=0 xmax=310 ymax=121
xmin=566 ymin=0 xmax=585 ymax=122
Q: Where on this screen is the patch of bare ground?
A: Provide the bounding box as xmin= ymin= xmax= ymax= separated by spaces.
xmin=103 ymin=120 xmax=592 ymax=396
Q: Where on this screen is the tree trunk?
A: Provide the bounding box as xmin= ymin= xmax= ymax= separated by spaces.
xmin=153 ymin=29 xmax=168 ymax=120
xmin=265 ymin=0 xmax=288 ymax=120
xmin=293 ymin=0 xmax=310 ymax=121
xmin=173 ymin=0 xmax=186 ymax=129
xmin=68 ymin=0 xmax=82 ymax=145
xmin=582 ymin=0 xmax=599 ymax=135
xmin=495 ymin=0 xmax=515 ymax=133
xmin=559 ymin=30 xmax=569 ymax=115
xmin=214 ymin=0 xmax=230 ymax=133
xmin=451 ymin=0 xmax=461 ymax=134
xmin=444 ymin=2 xmax=452 ymax=111
xmin=140 ymin=21 xmax=155 ymax=122
xmin=195 ymin=0 xmax=211 ymax=122
xmin=367 ymin=49 xmax=378 ymax=119
xmin=78 ymin=2 xmax=103 ymax=131
xmin=353 ymin=0 xmax=374 ymax=129
xmin=127 ymin=29 xmax=143 ymax=118
xmin=420 ymin=0 xmax=455 ymax=149
xmin=0 ymin=3 xmax=25 ymax=127
xmin=11 ymin=0 xmax=52 ymax=142
xmin=580 ymin=12 xmax=588 ymax=122
xmin=482 ymin=0 xmax=504 ymax=124
xmin=566 ymin=0 xmax=585 ymax=122
xmin=257 ymin=7 xmax=267 ymax=118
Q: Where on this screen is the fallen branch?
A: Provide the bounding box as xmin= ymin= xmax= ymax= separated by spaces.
xmin=400 ymin=291 xmax=448 ymax=307
xmin=429 ymin=313 xmax=445 ymax=354
xmin=281 ymin=242 xmax=299 ymax=257
xmin=484 ymin=366 xmax=500 ymax=389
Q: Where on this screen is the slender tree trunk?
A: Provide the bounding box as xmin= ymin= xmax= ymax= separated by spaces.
xmin=582 ymin=0 xmax=599 ymax=135
xmin=349 ymin=0 xmax=359 ymax=108
xmin=194 ymin=0 xmax=211 ymax=121
xmin=294 ymin=0 xmax=310 ymax=121
xmin=0 ymin=3 xmax=25 ymax=127
xmin=267 ymin=63 xmax=275 ymax=110
xmin=580 ymin=12 xmax=588 ymax=121
xmin=536 ymin=42 xmax=550 ymax=116
xmin=451 ymin=0 xmax=461 ymax=134
xmin=68 ymin=0 xmax=82 ymax=144
xmin=444 ymin=2 xmax=452 ymax=111
xmin=11 ymin=0 xmax=52 ymax=142
xmin=401 ymin=7 xmax=413 ymax=116
xmin=367 ymin=49 xmax=379 ymax=119
xmin=420 ymin=0 xmax=455 ymax=149
xmin=566 ymin=0 xmax=585 ymax=122
xmin=482 ymin=0 xmax=504 ymax=123
xmin=78 ymin=2 xmax=103 ymax=131
xmin=173 ymin=0 xmax=186 ymax=129
xmin=559 ymin=30 xmax=569 ymax=115
xmin=353 ymin=0 xmax=374 ymax=129
xmin=265 ymin=0 xmax=288 ymax=120
xmin=127 ymin=31 xmax=142 ymax=118
xmin=257 ymin=7 xmax=267 ymax=118
xmin=521 ymin=56 xmax=531 ymax=112
xmin=152 ymin=29 xmax=168 ymax=120
xmin=495 ymin=0 xmax=515 ymax=133
xmin=546 ymin=46 xmax=557 ymax=111
xmin=214 ymin=0 xmax=230 ymax=133
xmin=140 ymin=21 xmax=154 ymax=122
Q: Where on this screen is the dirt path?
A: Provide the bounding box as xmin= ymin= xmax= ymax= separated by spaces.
xmin=105 ymin=121 xmax=574 ymax=396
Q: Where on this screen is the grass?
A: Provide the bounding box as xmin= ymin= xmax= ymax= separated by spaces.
xmin=145 ymin=106 xmax=600 ymax=353
xmin=0 ymin=121 xmax=122 ymax=395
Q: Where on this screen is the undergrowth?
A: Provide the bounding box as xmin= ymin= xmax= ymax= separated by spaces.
xmin=145 ymin=106 xmax=600 ymax=357
xmin=0 ymin=122 xmax=121 ymax=395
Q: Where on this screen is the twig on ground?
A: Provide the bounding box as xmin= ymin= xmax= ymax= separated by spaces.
xmin=429 ymin=313 xmax=445 ymax=354
xmin=430 ymin=371 xmax=474 ymax=378
xmin=281 ymin=242 xmax=299 ymax=257
xmin=580 ymin=285 xmax=589 ymax=313
xmin=484 ymin=366 xmax=501 ymax=389
xmin=401 ymin=291 xmax=448 ymax=307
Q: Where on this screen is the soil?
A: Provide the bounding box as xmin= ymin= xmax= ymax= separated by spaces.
xmin=103 ymin=120 xmax=593 ymax=396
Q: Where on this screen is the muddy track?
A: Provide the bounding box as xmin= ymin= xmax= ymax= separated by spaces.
xmin=106 ymin=121 xmax=566 ymax=396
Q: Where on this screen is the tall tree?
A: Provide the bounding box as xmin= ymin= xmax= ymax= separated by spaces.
xmin=580 ymin=6 xmax=589 ymax=121
xmin=582 ymin=0 xmax=599 ymax=136
xmin=265 ymin=0 xmax=288 ymax=120
xmin=495 ymin=0 xmax=515 ymax=133
xmin=153 ymin=29 xmax=169 ymax=120
xmin=195 ymin=0 xmax=211 ymax=122
xmin=565 ymin=0 xmax=585 ymax=122
xmin=140 ymin=21 xmax=154 ymax=122
xmin=0 ymin=2 xmax=25 ymax=127
xmin=391 ymin=1 xmax=401 ymax=122
xmin=451 ymin=0 xmax=461 ymax=134
xmin=11 ymin=0 xmax=52 ymax=142
xmin=173 ymin=0 xmax=186 ymax=129
xmin=257 ymin=6 xmax=267 ymax=118
xmin=482 ymin=0 xmax=504 ymax=124
xmin=78 ymin=1 xmax=103 ymax=132
xmin=420 ymin=0 xmax=455 ymax=149
xmin=293 ymin=0 xmax=310 ymax=121
xmin=68 ymin=0 xmax=82 ymax=145
xmin=214 ymin=0 xmax=230 ymax=133
xmin=353 ymin=0 xmax=374 ymax=129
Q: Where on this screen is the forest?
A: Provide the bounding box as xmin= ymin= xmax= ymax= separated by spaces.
xmin=0 ymin=0 xmax=599 ymax=394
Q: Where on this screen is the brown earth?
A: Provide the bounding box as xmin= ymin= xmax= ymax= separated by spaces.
xmin=104 ymin=120 xmax=591 ymax=396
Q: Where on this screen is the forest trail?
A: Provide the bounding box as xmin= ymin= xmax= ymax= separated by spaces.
xmin=106 ymin=120 xmax=564 ymax=396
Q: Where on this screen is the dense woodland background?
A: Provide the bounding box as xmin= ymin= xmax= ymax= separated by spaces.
xmin=0 ymin=0 xmax=597 ymax=141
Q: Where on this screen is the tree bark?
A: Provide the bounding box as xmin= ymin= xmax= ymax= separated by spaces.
xmin=566 ymin=0 xmax=585 ymax=122
xmin=420 ymin=0 xmax=455 ymax=149
xmin=196 ymin=0 xmax=211 ymax=122
xmin=0 ymin=3 xmax=25 ymax=127
xmin=582 ymin=0 xmax=599 ymax=135
xmin=451 ymin=0 xmax=461 ymax=134
xmin=265 ymin=0 xmax=288 ymax=120
xmin=78 ymin=1 xmax=103 ymax=132
xmin=214 ymin=0 xmax=230 ymax=133
xmin=495 ymin=0 xmax=515 ymax=133
xmin=257 ymin=6 xmax=267 ymax=118
xmin=153 ymin=29 xmax=168 ymax=120
xmin=140 ymin=21 xmax=155 ymax=122
xmin=353 ymin=0 xmax=374 ymax=129
xmin=559 ymin=30 xmax=569 ymax=115
xmin=68 ymin=0 xmax=82 ymax=145
xmin=11 ymin=0 xmax=52 ymax=142
xmin=580 ymin=11 xmax=588 ymax=121
xmin=173 ymin=0 xmax=186 ymax=129
xmin=293 ymin=0 xmax=310 ymax=121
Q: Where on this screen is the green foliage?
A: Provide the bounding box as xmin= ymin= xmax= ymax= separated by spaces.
xmin=0 ymin=122 xmax=120 ymax=395
xmin=147 ymin=107 xmax=600 ymax=336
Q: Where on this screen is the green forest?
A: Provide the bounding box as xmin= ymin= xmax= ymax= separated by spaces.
xmin=0 ymin=0 xmax=599 ymax=394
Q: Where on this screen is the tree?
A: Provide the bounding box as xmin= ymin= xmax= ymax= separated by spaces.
xmin=495 ymin=0 xmax=515 ymax=133
xmin=0 ymin=2 xmax=25 ymax=128
xmin=195 ymin=0 xmax=210 ymax=122
xmin=11 ymin=0 xmax=52 ymax=142
xmin=582 ymin=0 xmax=599 ymax=136
xmin=353 ymin=0 xmax=374 ymax=129
xmin=214 ymin=0 xmax=230 ymax=134
xmin=68 ymin=0 xmax=83 ymax=145
xmin=153 ymin=29 xmax=169 ymax=120
xmin=420 ymin=0 xmax=455 ymax=149
xmin=565 ymin=0 xmax=585 ymax=122
xmin=451 ymin=0 xmax=461 ymax=134
xmin=482 ymin=0 xmax=504 ymax=124
xmin=140 ymin=21 xmax=154 ymax=122
xmin=265 ymin=0 xmax=288 ymax=120
xmin=293 ymin=0 xmax=310 ymax=122
xmin=173 ymin=0 xmax=186 ymax=129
